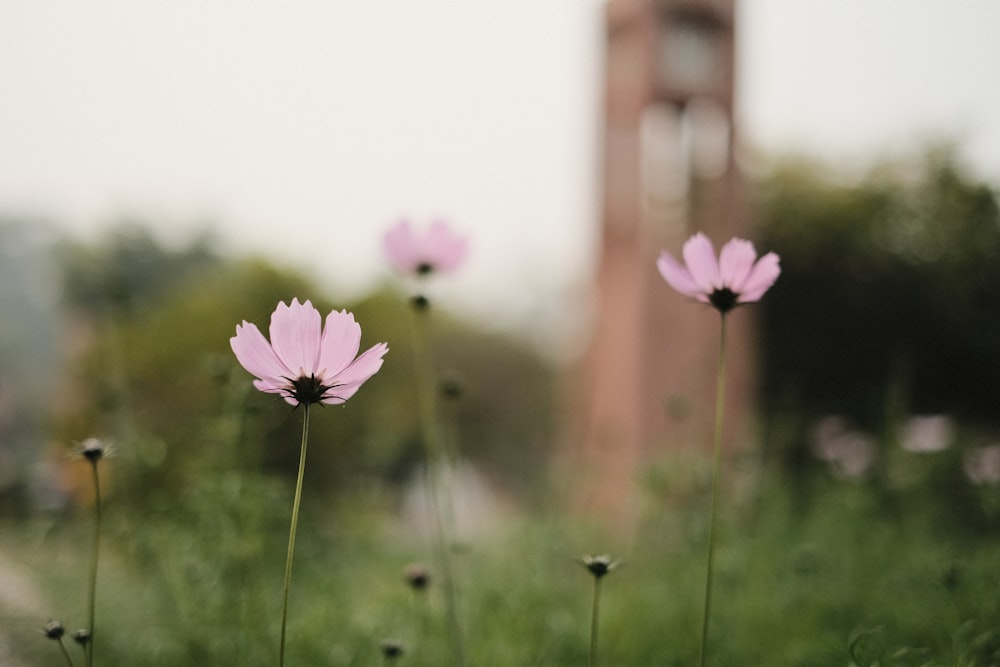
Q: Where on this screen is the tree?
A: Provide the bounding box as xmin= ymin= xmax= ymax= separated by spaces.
xmin=754 ymin=146 xmax=1000 ymax=447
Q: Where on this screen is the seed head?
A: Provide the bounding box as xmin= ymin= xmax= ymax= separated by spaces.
xmin=79 ymin=437 xmax=108 ymax=462
xmin=440 ymin=375 xmax=464 ymax=401
xmin=410 ymin=294 xmax=430 ymax=311
xmin=579 ymin=554 xmax=623 ymax=579
xmin=380 ymin=639 xmax=405 ymax=660
xmin=404 ymin=563 xmax=431 ymax=590
xmin=43 ymin=620 xmax=65 ymax=640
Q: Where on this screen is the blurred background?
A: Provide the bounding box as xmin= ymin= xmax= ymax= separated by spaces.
xmin=2 ymin=1 xmax=1000 ymax=664
xmin=2 ymin=0 xmax=999 ymax=505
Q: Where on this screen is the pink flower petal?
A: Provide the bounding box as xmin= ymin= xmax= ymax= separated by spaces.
xmin=427 ymin=219 xmax=468 ymax=271
xmin=231 ymin=321 xmax=291 ymax=384
xmin=322 ymin=342 xmax=389 ymax=404
xmin=384 ymin=218 xmax=467 ymax=275
xmin=682 ymin=233 xmax=720 ymax=293
xmin=718 ymin=238 xmax=757 ymax=291
xmin=657 ymin=232 xmax=780 ymax=310
xmin=317 ymin=309 xmax=362 ymax=377
xmin=253 ymin=378 xmax=297 ymax=405
xmin=657 ymin=251 xmax=701 ymax=297
xmin=269 ymin=299 xmax=322 ymax=377
xmin=737 ymin=252 xmax=781 ymax=303
xmin=384 ymin=220 xmax=419 ymax=273
xmin=232 ymin=301 xmax=387 ymax=406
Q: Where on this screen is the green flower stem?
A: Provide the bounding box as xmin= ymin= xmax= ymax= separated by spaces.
xmin=589 ymin=576 xmax=603 ymax=667
xmin=56 ymin=637 xmax=75 ymax=667
xmin=698 ymin=313 xmax=727 ymax=667
xmin=86 ymin=460 xmax=101 ymax=667
xmin=409 ymin=301 xmax=466 ymax=667
xmin=279 ymin=402 xmax=311 ymax=667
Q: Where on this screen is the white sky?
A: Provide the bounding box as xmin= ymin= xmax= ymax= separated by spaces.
xmin=2 ymin=0 xmax=1000 ymax=344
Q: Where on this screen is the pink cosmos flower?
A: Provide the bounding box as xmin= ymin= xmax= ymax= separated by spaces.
xmin=657 ymin=232 xmax=780 ymax=313
xmin=383 ymin=219 xmax=468 ymax=276
xmin=230 ymin=299 xmax=388 ymax=406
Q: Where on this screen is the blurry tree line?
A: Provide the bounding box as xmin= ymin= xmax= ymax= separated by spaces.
xmin=753 ymin=145 xmax=1000 ymax=487
xmin=2 ymin=143 xmax=999 ymax=521
xmin=0 ymin=222 xmax=554 ymax=519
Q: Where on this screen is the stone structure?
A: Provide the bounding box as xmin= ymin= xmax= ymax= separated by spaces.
xmin=562 ymin=0 xmax=757 ymax=518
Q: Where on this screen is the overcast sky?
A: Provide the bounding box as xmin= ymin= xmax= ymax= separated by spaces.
xmin=2 ymin=0 xmax=999 ymax=343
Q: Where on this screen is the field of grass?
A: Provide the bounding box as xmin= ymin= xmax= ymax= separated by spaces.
xmin=3 ymin=447 xmax=1000 ymax=667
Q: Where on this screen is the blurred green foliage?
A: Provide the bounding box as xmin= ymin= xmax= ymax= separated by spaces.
xmin=4 ymin=143 xmax=1000 ymax=665
xmin=48 ymin=223 xmax=554 ymax=510
xmin=5 ymin=454 xmax=1000 ymax=666
xmin=54 ymin=222 xmax=217 ymax=315
xmin=754 ymin=146 xmax=1000 ymax=477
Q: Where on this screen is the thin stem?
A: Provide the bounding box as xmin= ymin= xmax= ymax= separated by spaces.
xmin=57 ymin=638 xmax=76 ymax=667
xmin=698 ymin=313 xmax=727 ymax=667
xmin=279 ymin=403 xmax=311 ymax=667
xmin=589 ymin=576 xmax=602 ymax=667
xmin=87 ymin=461 xmax=101 ymax=667
xmin=409 ymin=301 xmax=466 ymax=667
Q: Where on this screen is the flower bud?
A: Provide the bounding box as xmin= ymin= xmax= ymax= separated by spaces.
xmin=404 ymin=563 xmax=431 ymax=590
xmin=439 ymin=375 xmax=464 ymax=401
xmin=579 ymin=554 xmax=622 ymax=579
xmin=80 ymin=437 xmax=106 ymax=462
xmin=410 ymin=294 xmax=430 ymax=311
xmin=43 ymin=620 xmax=65 ymax=640
xmin=380 ymin=639 xmax=405 ymax=659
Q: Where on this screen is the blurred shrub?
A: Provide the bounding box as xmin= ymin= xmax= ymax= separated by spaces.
xmin=49 ymin=223 xmax=554 ymax=511
xmin=55 ymin=221 xmax=218 ymax=316
xmin=14 ymin=455 xmax=1000 ymax=666
xmin=753 ymin=145 xmax=1000 ymax=505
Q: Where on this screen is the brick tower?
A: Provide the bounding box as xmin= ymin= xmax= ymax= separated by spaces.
xmin=562 ymin=0 xmax=755 ymax=518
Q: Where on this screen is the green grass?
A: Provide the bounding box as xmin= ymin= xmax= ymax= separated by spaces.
xmin=4 ymin=458 xmax=1000 ymax=667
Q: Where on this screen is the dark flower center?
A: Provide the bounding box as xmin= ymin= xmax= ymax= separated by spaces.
xmin=582 ymin=555 xmax=617 ymax=578
xmin=44 ymin=621 xmax=65 ymax=640
xmin=380 ymin=640 xmax=405 ymax=659
xmin=81 ymin=442 xmax=104 ymax=462
xmin=416 ymin=262 xmax=434 ymax=276
xmin=708 ymin=287 xmax=738 ymax=314
xmin=288 ymin=373 xmax=338 ymax=406
xmin=405 ymin=563 xmax=431 ymax=590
